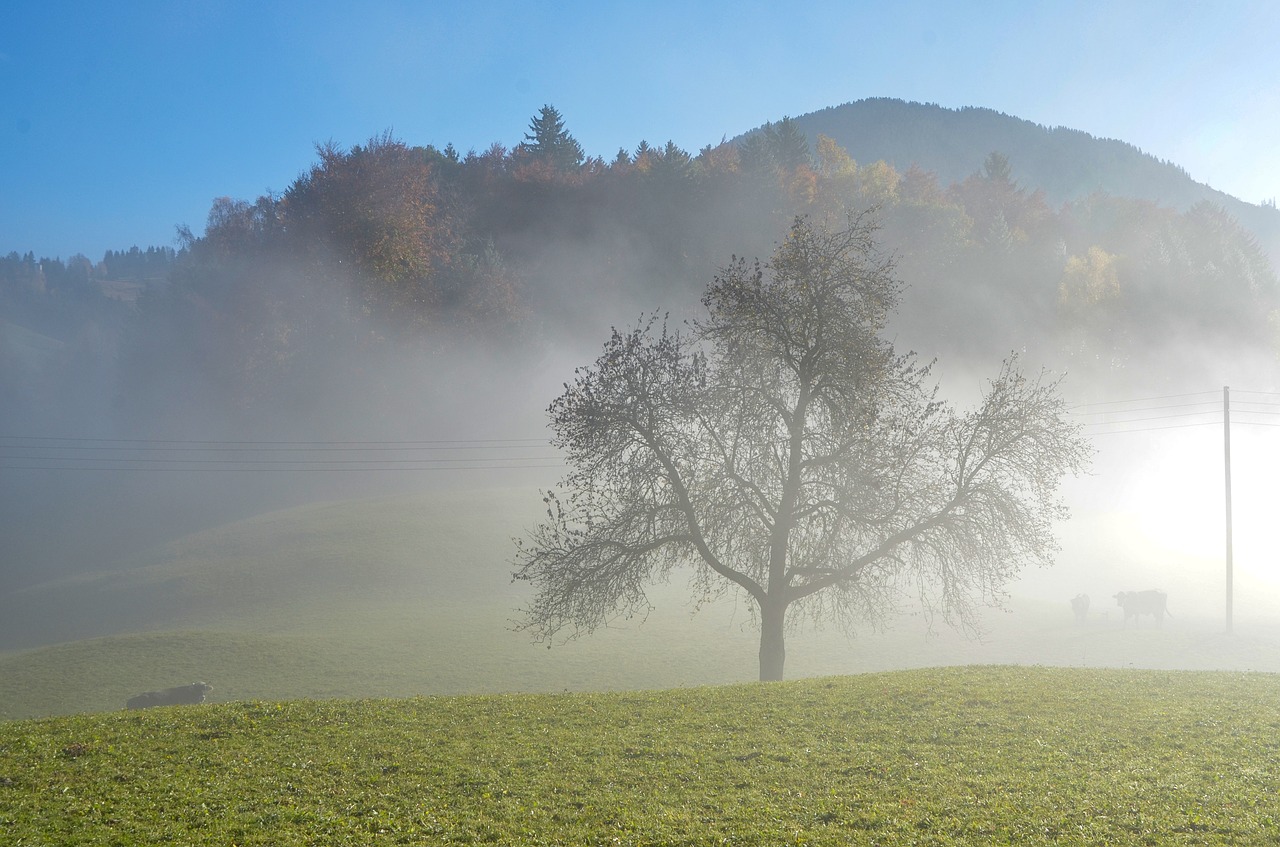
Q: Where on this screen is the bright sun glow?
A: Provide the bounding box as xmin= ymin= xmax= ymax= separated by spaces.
xmin=1112 ymin=426 xmax=1280 ymax=593
xmin=1124 ymin=433 xmax=1225 ymax=560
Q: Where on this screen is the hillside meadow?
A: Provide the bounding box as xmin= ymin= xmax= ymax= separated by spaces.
xmin=3 ymin=666 xmax=1280 ymax=845
xmin=6 ymin=488 xmax=1280 ymax=843
xmin=4 ymin=486 xmax=1280 ymax=721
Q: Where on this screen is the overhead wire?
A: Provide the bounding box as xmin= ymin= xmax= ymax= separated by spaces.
xmin=0 ymin=463 xmax=566 ymax=472
xmin=0 ymin=436 xmax=554 ymax=448
xmin=1068 ymin=386 xmax=1280 ymax=434
xmin=2 ymin=387 xmax=1275 ymax=467
xmin=1068 ymin=391 xmax=1220 ymax=410
xmin=0 ymin=433 xmax=566 ymax=473
xmin=1078 ymin=409 xmax=1220 ymax=425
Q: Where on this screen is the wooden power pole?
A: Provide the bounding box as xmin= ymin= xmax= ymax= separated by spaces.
xmin=1224 ymin=385 xmax=1234 ymax=634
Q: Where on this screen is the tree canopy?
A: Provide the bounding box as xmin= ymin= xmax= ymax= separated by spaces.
xmin=514 ymin=214 xmax=1092 ymax=680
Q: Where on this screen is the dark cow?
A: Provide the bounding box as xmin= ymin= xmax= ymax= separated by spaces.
xmin=1113 ymin=590 xmax=1170 ymax=626
xmin=126 ymin=682 xmax=213 ymax=710
xmin=1070 ymin=593 xmax=1090 ymax=624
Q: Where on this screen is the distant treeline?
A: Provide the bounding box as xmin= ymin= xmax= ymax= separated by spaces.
xmin=3 ymin=102 xmax=1278 ymax=440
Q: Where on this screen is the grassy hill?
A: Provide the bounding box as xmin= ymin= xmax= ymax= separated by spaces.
xmin=5 ymin=487 xmax=1280 ymax=721
xmin=3 ymin=666 xmax=1280 ymax=845
xmin=0 ymin=488 xmax=533 ymax=647
xmin=0 ymin=317 xmax=64 ymax=372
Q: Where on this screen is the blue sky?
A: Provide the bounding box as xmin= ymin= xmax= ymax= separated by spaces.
xmin=4 ymin=0 xmax=1279 ymax=261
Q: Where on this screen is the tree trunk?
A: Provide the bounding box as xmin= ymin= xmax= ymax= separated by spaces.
xmin=758 ymin=599 xmax=786 ymax=681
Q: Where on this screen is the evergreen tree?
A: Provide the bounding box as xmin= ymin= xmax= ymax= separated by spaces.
xmin=519 ymin=105 xmax=585 ymax=171
xmin=769 ymin=117 xmax=811 ymax=170
xmin=738 ymin=117 xmax=811 ymax=174
xmin=737 ymin=131 xmax=774 ymax=174
xmin=982 ymin=151 xmax=1013 ymax=184
xmin=649 ymin=140 xmax=693 ymax=183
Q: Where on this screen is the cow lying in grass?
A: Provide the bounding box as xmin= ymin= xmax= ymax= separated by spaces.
xmin=126 ymin=682 xmax=213 ymax=710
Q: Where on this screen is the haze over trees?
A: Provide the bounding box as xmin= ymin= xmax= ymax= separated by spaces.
xmin=6 ymin=100 xmax=1278 ymax=435
xmin=788 ymin=97 xmax=1280 ymax=255
xmin=514 ymin=215 xmax=1091 ymax=681
xmin=2 ymin=98 xmax=1278 ymax=587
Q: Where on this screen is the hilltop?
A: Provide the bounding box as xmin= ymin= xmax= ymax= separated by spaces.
xmin=785 ymin=97 xmax=1280 ymax=261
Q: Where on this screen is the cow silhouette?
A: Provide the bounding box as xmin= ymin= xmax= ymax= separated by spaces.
xmin=1070 ymin=593 xmax=1089 ymax=624
xmin=126 ymin=682 xmax=213 ymax=710
xmin=1113 ymin=590 xmax=1170 ymax=627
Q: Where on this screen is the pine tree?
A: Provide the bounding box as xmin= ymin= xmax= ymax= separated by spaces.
xmin=737 ymin=117 xmax=811 ymax=174
xmin=519 ymin=105 xmax=585 ymax=171
xmin=769 ymin=117 xmax=811 ymax=170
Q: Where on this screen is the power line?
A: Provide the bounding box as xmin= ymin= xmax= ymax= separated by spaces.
xmin=1070 ymin=387 xmax=1280 ymax=434
xmin=1079 ymin=410 xmax=1222 ymax=427
xmin=0 ymin=434 xmax=548 ymax=447
xmin=1225 ymin=405 xmax=1280 ymax=414
xmin=1079 ymin=409 xmax=1280 ymax=432
xmin=1223 ymin=394 xmax=1280 ymax=404
xmin=1069 ymin=391 xmax=1220 ymax=410
xmin=1082 ymin=420 xmax=1221 ymax=436
xmin=0 ymin=429 xmax=566 ymax=473
xmin=0 ymin=433 xmax=561 ymax=473
xmin=1070 ymin=399 xmax=1221 ymax=416
xmin=0 ymin=443 xmax=551 ymax=454
xmin=0 ymin=388 xmax=1267 ymax=469
xmin=0 ymin=454 xmax=563 ymax=465
xmin=0 ymin=463 xmax=566 ymax=473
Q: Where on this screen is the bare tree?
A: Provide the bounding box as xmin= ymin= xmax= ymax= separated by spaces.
xmin=514 ymin=213 xmax=1090 ymax=681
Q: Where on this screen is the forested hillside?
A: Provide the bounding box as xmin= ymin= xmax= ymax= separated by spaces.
xmin=3 ymin=102 xmax=1278 ymax=586
xmin=787 ymin=98 xmax=1280 ymax=262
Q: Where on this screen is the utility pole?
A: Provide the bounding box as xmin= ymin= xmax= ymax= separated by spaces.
xmin=1224 ymin=385 xmax=1234 ymax=634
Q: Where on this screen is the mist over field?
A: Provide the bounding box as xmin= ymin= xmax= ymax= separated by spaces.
xmin=5 ymin=98 xmax=1280 ymax=718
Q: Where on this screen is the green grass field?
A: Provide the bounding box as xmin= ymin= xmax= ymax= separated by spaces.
xmin=3 ymin=666 xmax=1280 ymax=845
xmin=6 ymin=488 xmax=1280 ymax=843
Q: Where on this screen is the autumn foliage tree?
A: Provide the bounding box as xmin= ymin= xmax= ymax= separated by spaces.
xmin=283 ymin=133 xmax=457 ymax=324
xmin=514 ymin=214 xmax=1090 ymax=681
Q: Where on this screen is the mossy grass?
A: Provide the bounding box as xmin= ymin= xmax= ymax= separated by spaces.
xmin=3 ymin=666 xmax=1279 ymax=845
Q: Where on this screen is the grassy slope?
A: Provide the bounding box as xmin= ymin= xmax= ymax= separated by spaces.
xmin=5 ymin=487 xmax=1280 ymax=720
xmin=0 ymin=318 xmax=64 ymax=371
xmin=3 ymin=666 xmax=1280 ymax=845
xmin=0 ymin=487 xmax=533 ymax=646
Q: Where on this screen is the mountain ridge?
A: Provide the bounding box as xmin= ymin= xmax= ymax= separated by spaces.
xmin=773 ymin=97 xmax=1280 ymax=260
